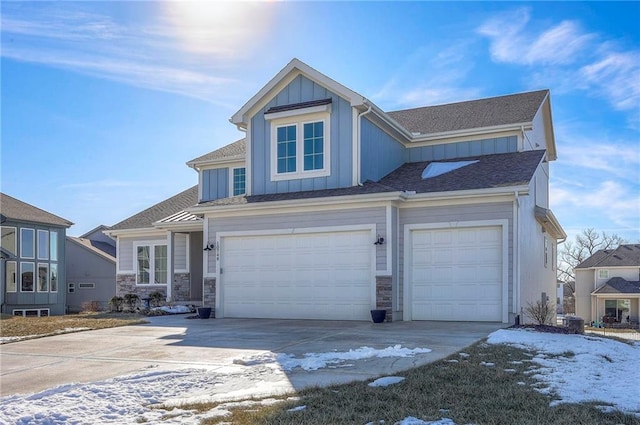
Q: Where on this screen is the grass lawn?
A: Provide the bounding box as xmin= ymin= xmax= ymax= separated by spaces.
xmin=0 ymin=312 xmax=146 ymax=340
xmin=172 ymin=341 xmax=639 ymax=425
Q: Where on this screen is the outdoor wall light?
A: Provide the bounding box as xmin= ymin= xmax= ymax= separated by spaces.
xmin=203 ymin=242 xmax=217 ymax=251
xmin=374 ymin=235 xmax=385 ymax=245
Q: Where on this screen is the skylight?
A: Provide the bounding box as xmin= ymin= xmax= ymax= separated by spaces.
xmin=421 ymin=160 xmax=478 ymax=179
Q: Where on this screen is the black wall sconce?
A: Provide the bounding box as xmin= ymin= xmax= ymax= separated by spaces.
xmin=374 ymin=235 xmax=385 ymax=245
xmin=203 ymin=242 xmax=217 ymax=251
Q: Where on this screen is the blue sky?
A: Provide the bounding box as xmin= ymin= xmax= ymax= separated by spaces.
xmin=1 ymin=2 xmax=639 ymax=242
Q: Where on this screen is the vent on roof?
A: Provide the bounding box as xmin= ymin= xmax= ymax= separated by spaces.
xmin=422 ymin=160 xmax=478 ymax=180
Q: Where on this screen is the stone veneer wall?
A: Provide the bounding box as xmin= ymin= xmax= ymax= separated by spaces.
xmin=203 ymin=278 xmax=216 ymax=314
xmin=116 ymin=274 xmax=167 ymax=300
xmin=376 ymin=276 xmax=393 ymax=322
xmin=172 ymin=273 xmax=190 ymax=301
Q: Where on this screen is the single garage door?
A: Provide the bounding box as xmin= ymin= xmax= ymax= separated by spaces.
xmin=410 ymin=226 xmax=503 ymax=321
xmin=221 ymin=229 xmax=372 ymax=320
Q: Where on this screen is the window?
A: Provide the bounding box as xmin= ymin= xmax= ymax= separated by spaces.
xmin=598 ymin=269 xmax=609 ymax=279
xmin=1 ymin=227 xmax=17 ymax=256
xmin=50 ymin=231 xmax=58 ymax=261
xmin=231 ymin=167 xmax=246 ymax=196
xmin=20 ymin=228 xmax=35 ymax=258
xmin=68 ymin=282 xmax=75 ymax=293
xmin=6 ymin=261 xmax=17 ymax=292
xmin=544 ymin=237 xmax=549 ymax=267
xmin=37 ymin=263 xmax=49 ymax=292
xmin=270 ymin=112 xmax=330 ymax=181
xmin=604 ymin=299 xmax=630 ymax=322
xmin=20 ymin=262 xmax=35 ymax=292
xmin=37 ymin=230 xmax=49 ymax=260
xmin=50 ymin=263 xmax=58 ymax=292
xmin=135 ymin=242 xmax=168 ymax=285
xmin=78 ymin=283 xmax=96 ymax=289
xmin=13 ymin=308 xmax=49 ymax=317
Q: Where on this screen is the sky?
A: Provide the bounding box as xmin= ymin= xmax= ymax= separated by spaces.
xmin=1 ymin=327 xmax=638 ymax=422
xmin=1 ymin=1 xmax=639 ymax=242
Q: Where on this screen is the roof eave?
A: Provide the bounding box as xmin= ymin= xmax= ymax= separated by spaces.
xmin=534 ymin=206 xmax=567 ymax=240
xmin=186 ymin=155 xmax=245 ymax=170
xmin=411 ymin=122 xmax=532 ymax=143
xmin=402 ymin=185 xmax=530 ymax=202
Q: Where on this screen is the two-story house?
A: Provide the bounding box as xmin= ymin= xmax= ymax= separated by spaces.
xmin=106 ymin=58 xmax=565 ymax=323
xmin=1 ymin=193 xmax=73 ymax=316
xmin=575 ymin=244 xmax=640 ymax=325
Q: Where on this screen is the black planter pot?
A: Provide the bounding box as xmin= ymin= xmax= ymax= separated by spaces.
xmin=197 ymin=307 xmax=212 ymax=319
xmin=370 ymin=309 xmax=387 ymax=323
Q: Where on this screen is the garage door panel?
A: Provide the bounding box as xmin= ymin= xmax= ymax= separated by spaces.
xmin=411 ymin=226 xmax=503 ymax=322
xmin=222 ymin=230 xmax=372 ymax=320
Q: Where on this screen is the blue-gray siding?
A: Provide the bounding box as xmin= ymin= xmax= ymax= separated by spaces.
xmin=361 ymin=118 xmax=405 ymax=182
xmin=406 ymin=136 xmax=517 ymax=163
xmin=250 ymin=75 xmax=354 ymax=195
xmin=202 ymin=168 xmax=229 ymax=202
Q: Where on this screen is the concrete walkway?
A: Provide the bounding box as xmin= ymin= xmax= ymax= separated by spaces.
xmin=0 ymin=316 xmax=505 ymax=399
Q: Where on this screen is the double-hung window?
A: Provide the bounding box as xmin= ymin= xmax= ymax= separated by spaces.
xmin=268 ymin=110 xmax=330 ymax=181
xmin=135 ymin=242 xmax=168 ymax=285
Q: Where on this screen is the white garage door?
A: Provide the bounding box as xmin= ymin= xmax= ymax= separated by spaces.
xmin=221 ymin=230 xmax=372 ymax=320
xmin=410 ymin=226 xmax=503 ymax=321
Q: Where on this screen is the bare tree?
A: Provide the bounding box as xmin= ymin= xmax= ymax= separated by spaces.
xmin=558 ymin=228 xmax=627 ymax=294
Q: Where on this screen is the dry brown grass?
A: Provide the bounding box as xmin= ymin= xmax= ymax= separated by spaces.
xmin=0 ymin=312 xmax=146 ymax=340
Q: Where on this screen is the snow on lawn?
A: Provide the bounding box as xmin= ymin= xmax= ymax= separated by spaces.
xmin=488 ymin=328 xmax=640 ymax=416
xmin=368 ymin=376 xmax=405 ymax=387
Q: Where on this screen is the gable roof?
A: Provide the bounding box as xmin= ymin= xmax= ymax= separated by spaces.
xmin=593 ymin=277 xmax=640 ymax=294
xmin=67 ymin=236 xmax=116 ymax=262
xmin=80 ymin=225 xmax=111 ymax=239
xmin=0 ymin=193 xmax=73 ymax=228
xmin=387 ymin=90 xmax=549 ymax=136
xmin=186 ymin=138 xmax=246 ymax=168
xmin=108 ymin=186 xmax=198 ymax=231
xmin=576 ymin=244 xmax=640 ymax=269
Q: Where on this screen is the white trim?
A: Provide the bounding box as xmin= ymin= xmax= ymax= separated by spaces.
xmin=5 ymin=261 xmax=17 ymax=292
xmin=20 ymin=228 xmax=35 ymax=259
xmin=37 ymin=262 xmax=49 ymax=292
xmin=229 ymin=166 xmax=247 ymax=196
xmin=50 ymin=263 xmax=58 ymax=293
xmin=203 ymin=217 xmax=214 ymax=278
xmin=376 ymin=205 xmax=393 ymax=276
xmin=245 ymin=121 xmax=252 ymax=196
xmin=19 ymin=261 xmax=35 ymax=292
xmin=264 ymin=103 xmax=331 ymax=120
xmin=12 ymin=308 xmax=49 ymax=317
xmin=37 ymin=229 xmax=49 ymax=260
xmin=403 ymin=219 xmax=510 ymax=323
xmin=269 ymin=112 xmax=331 ymax=181
xmin=105 ymin=228 xmax=167 ymax=238
xmin=352 ymin=108 xmax=359 ymax=186
xmin=174 ymin=233 xmax=190 ymax=273
xmin=166 ymin=231 xmax=173 ymax=301
xmin=133 ymin=239 xmax=169 ymax=286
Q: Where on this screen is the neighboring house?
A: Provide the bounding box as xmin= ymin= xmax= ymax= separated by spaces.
xmin=65 ymin=225 xmax=116 ymax=312
xmin=556 ymin=281 xmax=563 ymax=314
xmin=106 ymin=58 xmax=565 ymax=323
xmin=0 ymin=193 xmax=73 ymax=316
xmin=575 ymin=244 xmax=640 ymax=325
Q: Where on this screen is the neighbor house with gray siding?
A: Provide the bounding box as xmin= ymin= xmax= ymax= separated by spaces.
xmin=1 ymin=193 xmax=72 ymax=316
xmin=106 ymin=58 xmax=565 ymax=323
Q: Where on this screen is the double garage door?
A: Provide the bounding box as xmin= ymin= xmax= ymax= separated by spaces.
xmin=410 ymin=226 xmax=504 ymax=322
xmin=220 ymin=229 xmax=372 ymax=320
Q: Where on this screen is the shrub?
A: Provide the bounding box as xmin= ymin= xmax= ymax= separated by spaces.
xmin=124 ymin=293 xmax=140 ymax=311
xmin=524 ymin=300 xmax=555 ymax=325
xmin=109 ymin=296 xmax=124 ymax=312
xmin=81 ymin=300 xmax=101 ymax=312
xmin=149 ymin=291 xmax=164 ymax=308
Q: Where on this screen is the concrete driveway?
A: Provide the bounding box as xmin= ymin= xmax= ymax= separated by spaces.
xmin=0 ymin=316 xmax=505 ymax=400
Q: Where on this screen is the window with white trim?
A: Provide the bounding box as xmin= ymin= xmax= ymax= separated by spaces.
xmin=269 ymin=111 xmax=330 ymax=181
xmin=598 ymin=269 xmax=609 ymax=279
xmin=20 ymin=228 xmax=35 ymax=259
xmin=37 ymin=263 xmax=49 ymax=292
xmin=6 ymin=261 xmax=17 ymax=292
xmin=50 ymin=263 xmax=58 ymax=292
xmin=135 ymin=242 xmax=168 ymax=285
xmin=50 ymin=231 xmax=58 ymax=261
xmin=37 ymin=230 xmax=49 ymax=260
xmin=1 ymin=227 xmax=17 ymax=256
xmin=20 ymin=262 xmax=35 ymax=292
xmin=231 ymin=167 xmax=246 ymax=196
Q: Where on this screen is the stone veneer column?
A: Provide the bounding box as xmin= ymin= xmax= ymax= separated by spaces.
xmin=376 ymin=276 xmax=393 ymax=322
xmin=116 ymin=274 xmax=136 ymax=297
xmin=172 ymin=273 xmax=191 ymax=301
xmin=203 ymin=278 xmax=216 ymax=313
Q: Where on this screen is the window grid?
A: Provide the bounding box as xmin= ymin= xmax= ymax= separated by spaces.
xmin=276 ymin=125 xmax=297 ymax=174
xmin=303 ymin=121 xmax=324 ymax=171
xmin=233 ymin=167 xmax=246 ymax=196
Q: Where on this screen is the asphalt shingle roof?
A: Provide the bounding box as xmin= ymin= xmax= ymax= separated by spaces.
xmin=387 ymin=90 xmax=549 ymax=135
xmin=187 ymin=139 xmax=246 ymax=165
xmin=67 ymin=236 xmax=116 ymax=261
xmin=576 ymin=244 xmax=640 ymax=269
xmin=109 ymin=186 xmax=198 ymax=230
xmin=593 ymin=277 xmax=640 ymax=294
xmin=0 ymin=193 xmax=73 ymax=227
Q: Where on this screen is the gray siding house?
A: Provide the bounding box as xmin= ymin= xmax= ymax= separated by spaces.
xmin=107 ymin=59 xmax=565 ymax=323
xmin=66 ymin=225 xmax=116 ymax=312
xmin=1 ymin=193 xmax=73 ymax=316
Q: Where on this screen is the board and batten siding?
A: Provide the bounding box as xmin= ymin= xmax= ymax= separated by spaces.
xmin=360 ymin=117 xmax=406 ymax=182
xmin=398 ymin=202 xmax=514 ymax=314
xmin=206 ymin=206 xmax=387 ymax=276
xmin=174 ymin=233 xmax=189 ymax=272
xmin=117 ymin=235 xmax=167 ymax=272
xmin=201 ymin=168 xmax=229 ymax=202
xmin=406 ymin=136 xmax=517 ymax=163
xmin=250 ymin=75 xmax=354 ymax=196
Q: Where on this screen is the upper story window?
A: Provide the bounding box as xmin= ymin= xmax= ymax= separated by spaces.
xmin=50 ymin=231 xmax=58 ymax=261
xmin=598 ymin=269 xmax=609 ymax=279
xmin=231 ymin=167 xmax=246 ymax=196
xmin=20 ymin=228 xmax=35 ymax=259
xmin=266 ymin=101 xmax=331 ymax=182
xmin=1 ymin=227 xmax=16 ymax=256
xmin=37 ymin=230 xmax=49 ymax=260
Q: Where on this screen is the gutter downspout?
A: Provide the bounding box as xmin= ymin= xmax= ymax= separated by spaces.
xmin=513 ymin=191 xmax=521 ymax=319
xmin=356 ymin=104 xmax=373 ymax=185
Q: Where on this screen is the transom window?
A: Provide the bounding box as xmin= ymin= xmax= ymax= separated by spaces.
xmin=135 ymin=243 xmax=168 ymax=285
xmin=232 ymin=167 xmax=246 ymax=196
xmin=269 ymin=111 xmax=330 ymax=181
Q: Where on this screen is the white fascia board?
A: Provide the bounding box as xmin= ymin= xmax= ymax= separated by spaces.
xmin=103 ymin=228 xmax=167 ymax=238
xmin=540 ymin=95 xmax=557 ymax=161
xmin=410 ymin=122 xmax=533 ymax=144
xmin=231 ymin=58 xmax=366 ymax=126
xmin=186 ymin=155 xmax=246 ymax=170
xmin=400 ymin=185 xmax=530 ymax=203
xmin=152 ymin=221 xmax=204 ymax=232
